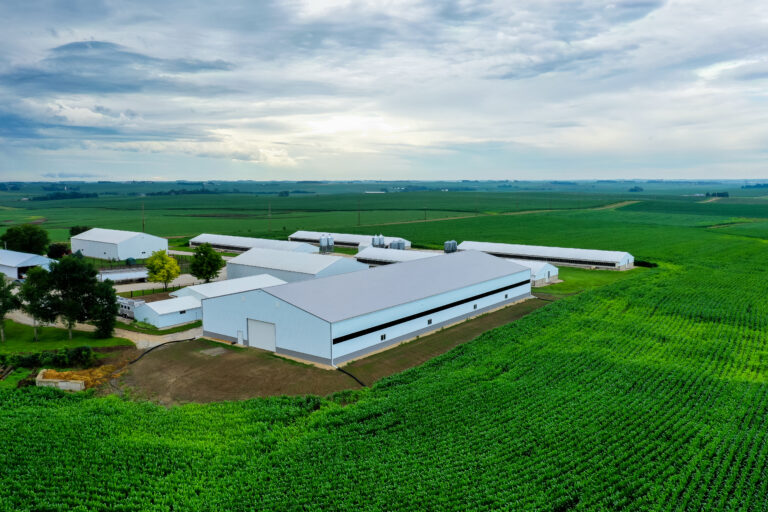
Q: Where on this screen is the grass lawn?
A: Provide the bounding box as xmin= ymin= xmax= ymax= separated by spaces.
xmin=115 ymin=320 xmax=202 ymax=335
xmin=0 ymin=320 xmax=133 ymax=354
xmin=0 ymin=367 xmax=33 ymax=389
xmin=534 ymin=266 xmax=647 ymax=298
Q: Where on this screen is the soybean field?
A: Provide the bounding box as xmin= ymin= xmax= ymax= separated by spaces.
xmin=2 ymin=190 xmax=768 ymax=510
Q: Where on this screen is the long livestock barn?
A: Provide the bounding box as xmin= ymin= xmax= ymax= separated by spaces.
xmin=355 ymin=246 xmax=439 ymax=266
xmin=71 ymin=228 xmax=167 ymax=260
xmin=226 ymin=248 xmax=367 ymax=282
xmin=189 ymin=234 xmax=318 ymax=254
xmin=202 ymin=251 xmax=531 ymax=365
xmin=289 ymin=230 xmax=411 ymax=249
xmin=458 ymin=241 xmax=634 ymax=270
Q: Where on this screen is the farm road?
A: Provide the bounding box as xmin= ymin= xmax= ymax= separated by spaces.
xmin=6 ymin=310 xmax=201 ymax=349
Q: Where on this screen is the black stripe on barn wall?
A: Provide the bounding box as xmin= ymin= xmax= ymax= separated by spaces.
xmin=332 ymin=279 xmax=529 ymax=344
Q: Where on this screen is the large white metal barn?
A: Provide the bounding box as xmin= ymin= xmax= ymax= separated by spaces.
xmin=71 ymin=228 xmax=168 ymax=261
xmin=202 ymin=251 xmax=531 ymax=365
xmin=355 ymin=246 xmax=439 ymax=266
xmin=288 ymin=230 xmax=412 ymax=249
xmin=226 ymin=248 xmax=367 ymax=282
xmin=458 ymin=241 xmax=634 ymax=270
xmin=0 ymin=249 xmax=53 ymax=279
xmin=171 ymin=274 xmax=286 ymax=301
xmin=189 ymin=234 xmax=318 ymax=254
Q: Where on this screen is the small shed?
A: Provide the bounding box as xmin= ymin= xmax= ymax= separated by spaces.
xmin=504 ymin=258 xmax=559 ymax=286
xmin=133 ymin=296 xmax=202 ymax=329
xmin=0 ymin=249 xmax=53 ymax=279
xmin=226 ymin=248 xmax=367 ymax=282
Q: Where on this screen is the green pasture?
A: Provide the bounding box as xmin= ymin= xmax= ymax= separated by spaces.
xmin=0 ymin=320 xmax=132 ymax=354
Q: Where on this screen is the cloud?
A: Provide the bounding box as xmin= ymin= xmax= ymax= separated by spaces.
xmin=41 ymin=171 xmax=100 ymax=178
xmin=1 ymin=0 xmax=768 ymax=179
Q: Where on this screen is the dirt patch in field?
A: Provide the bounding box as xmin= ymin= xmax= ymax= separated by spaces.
xmin=114 ymin=298 xmax=551 ymax=404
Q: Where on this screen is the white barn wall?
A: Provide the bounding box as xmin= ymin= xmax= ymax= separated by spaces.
xmin=134 ymin=305 xmax=202 ymax=328
xmin=72 ymin=239 xmax=120 ymax=260
xmin=116 ymin=234 xmax=167 ymax=260
xmin=202 ymin=289 xmax=332 ymax=363
xmin=0 ymin=264 xmax=18 ymax=279
xmin=331 ymin=272 xmax=530 ymax=363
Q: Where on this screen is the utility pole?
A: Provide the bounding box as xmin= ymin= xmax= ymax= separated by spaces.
xmin=141 ymin=202 xmax=145 ymax=232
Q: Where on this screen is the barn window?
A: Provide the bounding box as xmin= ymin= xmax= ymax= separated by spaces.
xmin=473 ymin=304 xmax=477 ymax=310
xmin=428 ymin=319 xmax=432 ymax=325
xmin=504 ymin=294 xmax=508 ymax=299
xmin=380 ymin=334 xmax=386 ymax=341
xmin=179 ymin=310 xmax=186 ymax=314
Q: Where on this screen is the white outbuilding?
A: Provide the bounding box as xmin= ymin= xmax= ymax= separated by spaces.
xmin=171 ymin=274 xmax=286 ymax=301
xmin=71 ymin=228 xmax=168 ymax=261
xmin=289 ymin=230 xmax=411 ymax=249
xmin=226 ymin=248 xmax=367 ymax=282
xmin=189 ymin=234 xmax=318 ymax=254
xmin=202 ymin=251 xmax=531 ymax=365
xmin=458 ymin=241 xmax=634 ymax=270
xmin=133 ymin=296 xmax=202 ymax=329
xmin=0 ymin=249 xmax=53 ymax=279
xmin=503 ymin=258 xmax=559 ymax=286
xmin=355 ymin=246 xmax=439 ymax=266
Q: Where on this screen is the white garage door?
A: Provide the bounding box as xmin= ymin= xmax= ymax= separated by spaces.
xmin=247 ymin=319 xmax=276 ymax=351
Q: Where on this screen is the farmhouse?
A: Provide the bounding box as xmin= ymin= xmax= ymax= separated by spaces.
xmin=71 ymin=228 xmax=168 ymax=260
xmin=0 ymin=249 xmax=53 ymax=279
xmin=458 ymin=241 xmax=634 ymax=270
xmin=355 ymin=246 xmax=439 ymax=266
xmin=171 ymin=274 xmax=286 ymax=301
xmin=134 ymin=296 xmax=202 ymax=329
xmin=504 ymin=258 xmax=559 ymax=286
xmin=288 ymin=230 xmax=411 ymax=249
xmin=189 ymin=234 xmax=318 ymax=254
xmin=203 ymin=251 xmax=531 ymax=365
xmin=226 ymin=248 xmax=367 ymax=282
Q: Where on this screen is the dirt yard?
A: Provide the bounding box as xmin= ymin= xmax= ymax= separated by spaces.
xmin=113 ymin=298 xmax=551 ymax=404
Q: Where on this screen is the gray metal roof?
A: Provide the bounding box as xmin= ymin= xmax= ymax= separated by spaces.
xmin=0 ymin=249 xmax=53 ymax=268
xmin=171 ymin=274 xmax=286 ymax=299
xmin=289 ymin=230 xmax=410 ymax=247
xmin=190 ymin=234 xmax=317 ymax=253
xmin=228 ymin=248 xmax=353 ymax=275
xmin=71 ymin=228 xmax=164 ymax=244
xmin=141 ymin=296 xmax=201 ymax=315
xmin=263 ymin=251 xmax=530 ymax=323
xmin=458 ymin=241 xmax=633 ymax=265
xmin=355 ymin=246 xmax=440 ymax=264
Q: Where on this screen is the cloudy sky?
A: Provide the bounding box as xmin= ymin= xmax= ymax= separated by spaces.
xmin=1 ymin=1 xmax=767 ymax=181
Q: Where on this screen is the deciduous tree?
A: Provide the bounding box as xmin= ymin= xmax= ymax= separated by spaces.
xmin=18 ymin=268 xmax=57 ymax=342
xmin=146 ymin=250 xmax=181 ymax=291
xmin=48 ymin=256 xmax=99 ymax=340
xmin=0 ymin=280 xmax=20 ymax=343
xmin=0 ymin=224 xmax=50 ymax=255
xmin=91 ymin=280 xmax=119 ymax=338
xmin=190 ymin=243 xmax=225 ymax=283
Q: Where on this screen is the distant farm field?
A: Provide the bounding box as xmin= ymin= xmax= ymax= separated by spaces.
xmin=2 ymin=185 xmax=768 ymax=510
